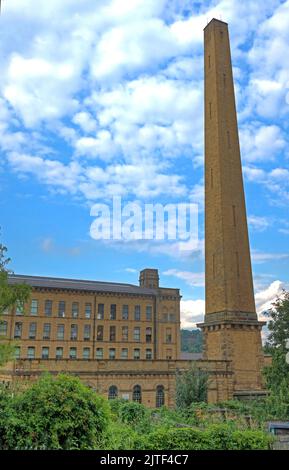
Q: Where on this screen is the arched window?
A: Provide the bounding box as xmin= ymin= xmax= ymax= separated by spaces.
xmin=108 ymin=385 xmax=118 ymax=400
xmin=132 ymin=385 xmax=142 ymax=403
xmin=156 ymin=385 xmax=165 ymax=408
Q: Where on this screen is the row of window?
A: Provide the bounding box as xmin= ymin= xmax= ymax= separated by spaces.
xmin=14 ymin=346 xmax=155 ymax=360
xmin=108 ymin=385 xmax=165 ymax=408
xmin=11 ymin=301 xmax=154 ymax=321
xmin=0 ymin=322 xmax=175 ymax=343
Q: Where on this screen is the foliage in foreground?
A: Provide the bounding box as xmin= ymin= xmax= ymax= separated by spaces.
xmin=0 ymin=374 xmax=111 ymax=450
xmin=0 ymin=375 xmax=274 ymax=450
xmin=137 ymin=425 xmax=272 ymax=450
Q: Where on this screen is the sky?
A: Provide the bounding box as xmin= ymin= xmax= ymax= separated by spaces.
xmin=0 ymin=0 xmax=289 ymax=330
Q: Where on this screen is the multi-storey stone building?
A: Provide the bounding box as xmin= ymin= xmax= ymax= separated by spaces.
xmin=1 ymin=269 xmax=233 ymax=406
xmin=4 ymin=269 xmax=180 ymax=364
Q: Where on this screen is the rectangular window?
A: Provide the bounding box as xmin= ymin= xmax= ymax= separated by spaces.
xmin=146 ymin=327 xmax=152 ymax=343
xmin=72 ymin=302 xmax=79 ymax=318
xmin=122 ymin=305 xmax=129 ymax=320
xmin=162 ymin=313 xmax=169 ymax=322
xmin=45 ymin=300 xmax=52 ymax=317
xmin=134 ymin=305 xmax=141 ymax=321
xmin=56 ymin=347 xmax=63 ymax=359
xmin=57 ymin=324 xmax=65 ymax=340
xmin=166 ymin=328 xmax=172 ymax=343
xmin=0 ymin=321 xmax=8 ymax=336
xmin=27 ymin=347 xmax=35 ymax=360
xmin=14 ymin=322 xmax=22 ymax=339
xmin=166 ymin=349 xmax=172 ymax=360
xmin=69 ymin=347 xmax=77 ymax=360
xmin=110 ymin=304 xmax=116 ymax=320
xmin=70 ymin=324 xmax=78 ymax=340
xmin=97 ymin=303 xmax=104 ymax=320
xmin=15 ymin=346 xmax=21 ymax=360
xmin=96 ymin=348 xmax=103 ymax=359
xmin=85 ymin=303 xmax=92 ymax=319
xmin=121 ymin=348 xmax=128 ymax=359
xmin=43 ymin=323 xmax=51 ymax=340
xmin=83 ymin=347 xmax=90 ymax=359
xmin=146 ymin=349 xmax=153 ymax=360
xmin=146 ymin=305 xmax=152 ymax=321
xmin=58 ymin=301 xmax=65 ymax=318
xmin=122 ymin=326 xmax=128 ymax=341
xmin=16 ymin=302 xmax=23 ymax=315
xmin=97 ymin=325 xmax=103 ymax=341
xmin=109 ymin=348 xmax=116 ymax=360
xmin=169 ymin=313 xmax=176 ymax=322
xmin=29 ymin=322 xmax=37 ymax=339
xmin=84 ymin=324 xmax=91 ymax=341
xmin=42 ymin=347 xmax=49 ymax=359
xmin=30 ymin=299 xmax=38 ymax=316
xmin=133 ymin=348 xmax=140 ymax=360
xmin=110 ymin=326 xmax=116 ymax=342
xmin=134 ymin=327 xmax=140 ymax=342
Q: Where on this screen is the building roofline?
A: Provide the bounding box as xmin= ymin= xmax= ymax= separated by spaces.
xmin=8 ymin=273 xmax=180 ymax=297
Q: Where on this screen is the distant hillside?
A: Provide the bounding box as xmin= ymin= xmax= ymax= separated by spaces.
xmin=181 ymin=329 xmax=203 ymax=353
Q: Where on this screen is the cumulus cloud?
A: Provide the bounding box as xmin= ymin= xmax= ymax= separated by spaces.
xmin=0 ymin=0 xmax=288 ymax=213
xmin=180 ymin=299 xmax=205 ymax=329
xmin=255 ymin=280 xmax=289 ymax=316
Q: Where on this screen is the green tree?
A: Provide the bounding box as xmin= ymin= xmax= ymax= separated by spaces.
xmin=0 ymin=239 xmax=31 ymax=365
xmin=263 ymin=290 xmax=289 ymax=418
xmin=0 ymin=374 xmax=111 ymax=450
xmin=176 ymin=364 xmax=209 ymax=408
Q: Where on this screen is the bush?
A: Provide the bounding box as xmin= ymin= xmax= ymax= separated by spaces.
xmin=1 ymin=374 xmax=111 ymax=450
xmin=109 ymin=399 xmax=151 ymax=433
xmin=139 ymin=424 xmax=272 ymax=450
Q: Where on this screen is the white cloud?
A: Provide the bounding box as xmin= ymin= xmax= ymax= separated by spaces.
xmin=255 ymin=280 xmax=288 ymax=316
xmin=252 ymin=250 xmax=289 ymax=264
xmin=72 ymin=112 xmax=97 ymax=134
xmin=240 ymin=124 xmax=287 ymax=162
xmin=3 ymin=54 xmax=80 ymax=127
xmin=163 ymin=269 xmax=205 ymax=287
xmin=248 ymin=215 xmax=270 ymax=232
xmin=180 ymin=299 xmax=205 ymax=329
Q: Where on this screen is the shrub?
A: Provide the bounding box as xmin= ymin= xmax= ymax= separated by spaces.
xmin=1 ymin=374 xmax=111 ymax=450
xmin=139 ymin=424 xmax=272 ymax=450
xmin=109 ymin=399 xmax=151 ymax=433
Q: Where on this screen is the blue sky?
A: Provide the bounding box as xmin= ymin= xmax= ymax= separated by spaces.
xmin=0 ymin=0 xmax=289 ymax=329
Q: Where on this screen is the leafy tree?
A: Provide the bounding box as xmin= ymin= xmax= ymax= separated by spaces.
xmin=263 ymin=290 xmax=289 ymax=418
xmin=0 ymin=374 xmax=111 ymax=450
xmin=264 ymin=291 xmax=289 ymax=389
xmin=176 ymin=364 xmax=209 ymax=408
xmin=0 ymin=238 xmax=31 ymax=365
